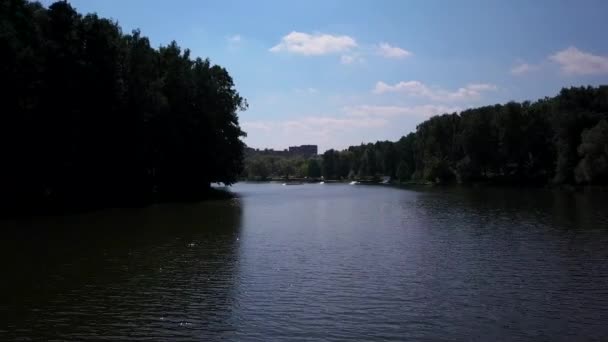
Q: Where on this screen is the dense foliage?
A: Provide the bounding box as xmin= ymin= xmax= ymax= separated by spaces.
xmin=243 ymin=152 xmax=322 ymax=180
xmin=0 ymin=0 xmax=246 ymax=212
xmin=320 ymin=86 xmax=608 ymax=185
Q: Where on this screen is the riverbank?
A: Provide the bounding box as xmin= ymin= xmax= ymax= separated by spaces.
xmin=239 ymin=178 xmax=608 ymax=193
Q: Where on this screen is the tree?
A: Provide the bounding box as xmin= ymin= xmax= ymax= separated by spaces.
xmin=322 ymin=150 xmax=337 ymax=179
xmin=458 ymin=106 xmax=498 ymax=179
xmin=0 ymin=0 xmax=247 ymax=214
xmin=396 ymin=160 xmax=412 ymax=182
xmin=359 ymin=148 xmax=376 ymax=177
xmin=247 ymin=158 xmax=270 ymax=180
xmin=307 ymin=159 xmax=322 ymax=178
xmin=296 ymin=86 xmax=608 ymax=186
xmin=575 ymin=120 xmax=608 ymax=184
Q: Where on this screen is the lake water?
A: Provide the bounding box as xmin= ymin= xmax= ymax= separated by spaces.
xmin=2 ymin=183 xmax=608 ymax=341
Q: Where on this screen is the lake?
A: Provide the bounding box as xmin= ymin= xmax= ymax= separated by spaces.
xmin=2 ymin=183 xmax=608 ymax=341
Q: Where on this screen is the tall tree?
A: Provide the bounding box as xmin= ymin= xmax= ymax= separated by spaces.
xmin=0 ymin=0 xmax=247 ymax=213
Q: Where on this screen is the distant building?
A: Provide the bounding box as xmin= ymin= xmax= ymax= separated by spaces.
xmin=288 ymin=145 xmax=318 ymax=157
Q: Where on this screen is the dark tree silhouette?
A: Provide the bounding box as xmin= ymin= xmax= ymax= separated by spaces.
xmin=0 ymin=0 xmax=246 ymax=214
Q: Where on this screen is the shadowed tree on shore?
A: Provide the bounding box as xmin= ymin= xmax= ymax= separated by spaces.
xmin=0 ymin=0 xmax=246 ymax=213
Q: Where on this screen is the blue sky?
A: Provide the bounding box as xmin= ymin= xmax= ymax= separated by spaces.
xmin=44 ymin=0 xmax=608 ymax=151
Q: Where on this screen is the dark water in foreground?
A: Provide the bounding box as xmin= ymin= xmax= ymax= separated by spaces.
xmin=1 ymin=183 xmax=608 ymax=341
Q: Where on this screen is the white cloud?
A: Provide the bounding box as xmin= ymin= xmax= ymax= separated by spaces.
xmin=373 ymin=81 xmax=432 ymax=96
xmin=294 ymin=116 xmax=386 ymax=129
xmin=242 ymin=115 xmax=388 ymax=151
xmin=510 ymin=62 xmax=540 ymax=75
xmin=294 ymin=87 xmax=319 ymax=94
xmin=243 ymin=116 xmax=387 ymax=133
xmin=376 ymin=42 xmax=412 ymax=59
xmin=242 ymin=105 xmax=463 ymax=151
xmin=228 ymin=34 xmax=241 ymax=42
xmin=340 ymin=54 xmax=364 ymax=65
xmin=343 ymin=104 xmax=461 ymax=118
xmin=373 ymin=81 xmax=497 ymax=102
xmin=243 ymin=102 xmax=464 ymax=151
xmin=465 ymin=83 xmax=497 ymax=91
xmin=241 ymin=121 xmax=273 ymax=131
xmin=269 ymin=31 xmax=357 ymax=55
xmin=549 ymin=46 xmax=608 ymax=75
xmin=341 ymin=55 xmax=355 ymax=64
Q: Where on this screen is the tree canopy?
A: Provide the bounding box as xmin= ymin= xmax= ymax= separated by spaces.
xmin=319 ymin=86 xmax=608 ymax=185
xmin=0 ymin=0 xmax=246 ymax=213
xmin=243 ymin=152 xmax=321 ymax=181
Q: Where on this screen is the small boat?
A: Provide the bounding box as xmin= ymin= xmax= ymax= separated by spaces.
xmin=349 ymin=181 xmax=359 ymax=185
xmin=319 ymin=181 xmax=325 ymax=184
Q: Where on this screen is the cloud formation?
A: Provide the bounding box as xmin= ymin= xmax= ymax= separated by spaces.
xmin=340 ymin=54 xmax=364 ymax=65
xmin=376 ymin=43 xmax=412 ymax=59
xmin=343 ymin=104 xmax=461 ymax=118
xmin=228 ymin=34 xmax=241 ymax=42
xmin=269 ymin=31 xmax=357 ymax=55
xmin=294 ymin=87 xmax=319 ymax=94
xmin=549 ymin=46 xmax=608 ymax=75
xmin=242 ymin=116 xmax=387 ymax=133
xmin=510 ymin=62 xmax=540 ymax=75
xmin=242 ymin=115 xmax=388 ymax=151
xmin=373 ymin=81 xmax=497 ymax=102
xmin=242 ymin=103 xmax=464 ymax=151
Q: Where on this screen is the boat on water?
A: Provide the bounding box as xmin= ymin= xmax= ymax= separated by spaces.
xmin=349 ymin=181 xmax=360 ymax=185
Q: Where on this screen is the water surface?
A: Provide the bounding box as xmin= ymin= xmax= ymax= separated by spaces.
xmin=2 ymin=183 xmax=608 ymax=341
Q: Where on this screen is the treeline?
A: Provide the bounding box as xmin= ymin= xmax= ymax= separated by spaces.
xmin=321 ymin=86 xmax=608 ymax=185
xmin=244 ymin=154 xmax=321 ymax=180
xmin=1 ymin=0 xmax=246 ymax=213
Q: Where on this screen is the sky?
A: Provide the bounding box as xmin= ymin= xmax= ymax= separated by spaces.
xmin=42 ymin=0 xmax=608 ymax=152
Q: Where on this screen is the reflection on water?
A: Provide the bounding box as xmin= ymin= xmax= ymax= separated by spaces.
xmin=1 ymin=183 xmax=608 ymax=341
xmin=1 ymin=200 xmax=242 ymax=340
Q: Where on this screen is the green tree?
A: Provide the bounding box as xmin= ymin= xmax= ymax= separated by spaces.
xmin=307 ymin=159 xmax=322 ymax=178
xmin=0 ymin=0 xmax=247 ymax=214
xmin=396 ymin=160 xmax=412 ymax=182
xmin=575 ymin=119 xmax=608 ymax=183
xmin=322 ymin=150 xmax=337 ymax=179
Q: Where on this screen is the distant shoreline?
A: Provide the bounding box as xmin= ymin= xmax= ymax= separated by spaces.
xmin=237 ymin=179 xmax=608 ymax=192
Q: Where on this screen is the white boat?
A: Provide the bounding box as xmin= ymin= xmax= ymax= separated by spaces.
xmin=349 ymin=181 xmax=359 ymax=185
